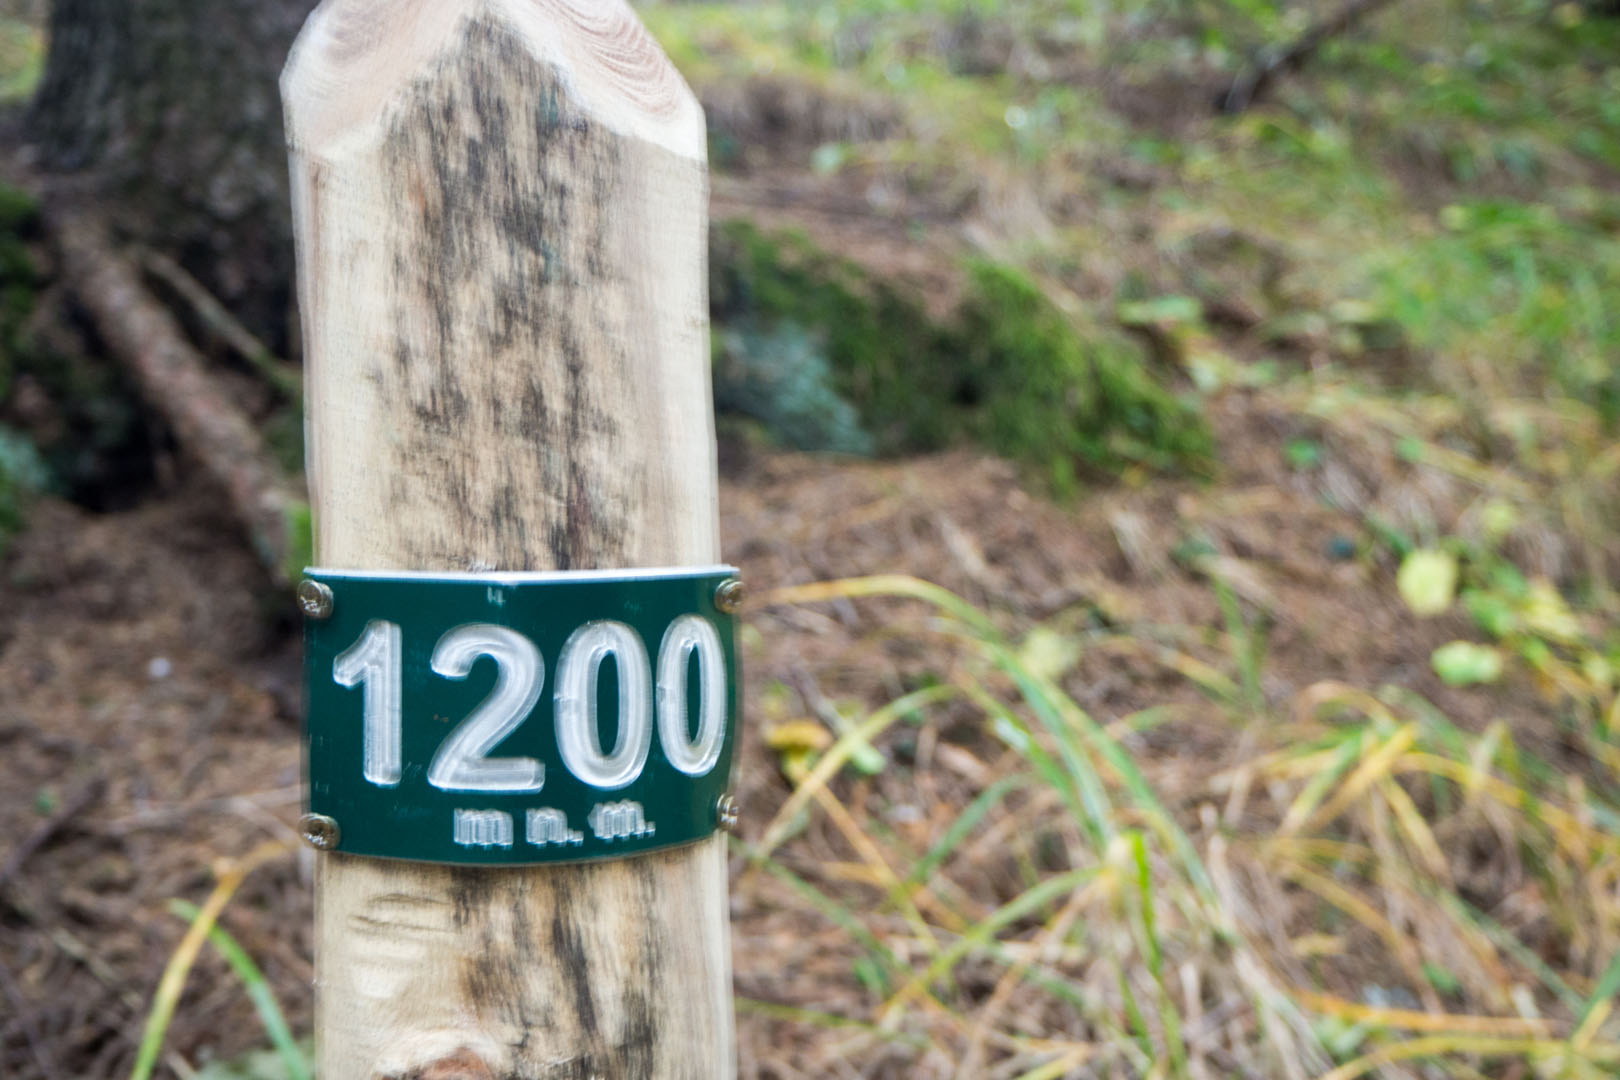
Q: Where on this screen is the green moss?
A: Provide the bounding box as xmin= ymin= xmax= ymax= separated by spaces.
xmin=0 ymin=423 xmax=46 ymax=555
xmin=710 ymin=220 xmax=955 ymax=452
xmin=712 ymin=319 xmax=875 ymax=456
xmin=955 ymin=262 xmax=1213 ymax=494
xmin=283 ymin=500 xmax=314 ymax=589
xmin=709 ymin=221 xmax=1211 ymax=491
xmin=0 ymin=182 xmax=39 ymax=406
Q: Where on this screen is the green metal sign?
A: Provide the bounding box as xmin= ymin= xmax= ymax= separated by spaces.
xmin=300 ymin=567 xmax=740 ymax=866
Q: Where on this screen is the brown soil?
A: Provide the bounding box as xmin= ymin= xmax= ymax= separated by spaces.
xmin=0 ymin=383 xmax=1560 ymax=1078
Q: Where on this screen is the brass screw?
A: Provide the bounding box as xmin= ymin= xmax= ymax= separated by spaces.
xmin=299 ymin=813 xmax=341 ymax=851
xmin=713 ymin=578 xmax=745 ymax=615
xmin=716 ymin=794 xmax=739 ymax=833
xmin=297 ymin=579 xmax=335 ymax=620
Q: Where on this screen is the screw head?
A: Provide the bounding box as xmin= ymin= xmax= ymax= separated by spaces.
xmin=299 ymin=813 xmax=341 ymax=851
xmin=716 ymin=794 xmax=739 ymax=833
xmin=713 ymin=578 xmax=745 ymax=615
xmin=297 ymin=579 xmax=335 ymax=620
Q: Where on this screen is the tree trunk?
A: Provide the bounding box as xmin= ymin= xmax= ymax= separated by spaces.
xmin=29 ymin=0 xmax=315 ymax=346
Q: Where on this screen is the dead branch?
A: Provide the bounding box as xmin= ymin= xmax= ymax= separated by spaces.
xmin=1219 ymin=0 xmax=1403 ymax=114
xmin=0 ymin=775 xmax=104 ymax=892
xmin=0 ymin=952 xmax=57 ymax=1078
xmin=141 ymin=250 xmax=303 ymax=401
xmin=47 ymin=204 xmax=305 ymax=585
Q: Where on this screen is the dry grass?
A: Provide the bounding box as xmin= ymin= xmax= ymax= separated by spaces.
xmin=725 ymin=567 xmax=1619 ymax=1077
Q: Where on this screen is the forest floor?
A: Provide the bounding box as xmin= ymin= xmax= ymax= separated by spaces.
xmin=0 ymin=404 xmax=1556 ymax=1078
xmin=4 ymin=2 xmax=1620 ymax=1079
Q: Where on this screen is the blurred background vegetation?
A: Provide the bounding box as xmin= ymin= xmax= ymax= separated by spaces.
xmin=0 ymin=1 xmax=1618 ymax=1078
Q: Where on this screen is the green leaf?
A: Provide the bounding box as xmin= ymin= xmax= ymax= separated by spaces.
xmin=1462 ymin=588 xmax=1518 ymax=639
xmin=851 ymin=955 xmax=887 ymax=996
xmin=1478 ymin=499 xmax=1519 ymax=544
xmin=1017 ymin=626 xmax=1083 ymax=682
xmin=1284 ymin=438 xmax=1323 ymax=470
xmin=826 ymin=706 xmax=887 ymax=776
xmin=1422 ymin=961 xmax=1462 ymax=995
xmin=1431 ymin=641 xmax=1505 ymax=687
xmin=1117 ymin=295 xmax=1203 ymax=327
xmin=811 ymin=142 xmax=848 ymax=176
xmin=1398 ymin=549 xmax=1459 ymax=617
xmin=1312 ymin=1015 xmax=1374 ymax=1059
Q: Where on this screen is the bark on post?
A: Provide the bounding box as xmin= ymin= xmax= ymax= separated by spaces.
xmin=282 ymin=2 xmax=732 ymax=1077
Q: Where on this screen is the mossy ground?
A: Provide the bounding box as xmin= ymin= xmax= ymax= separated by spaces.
xmin=652 ymin=0 xmax=1620 ymax=459
xmin=710 ymin=221 xmax=1212 ymax=492
xmin=655 ymin=0 xmax=1620 ymax=592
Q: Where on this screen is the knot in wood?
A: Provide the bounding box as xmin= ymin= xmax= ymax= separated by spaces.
xmin=383 ymin=1047 xmax=498 ymax=1080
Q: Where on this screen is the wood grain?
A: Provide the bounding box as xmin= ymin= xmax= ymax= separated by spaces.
xmin=283 ymin=2 xmax=730 ymax=1075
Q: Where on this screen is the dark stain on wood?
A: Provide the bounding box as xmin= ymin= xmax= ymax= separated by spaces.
xmin=549 ymin=882 xmax=598 ymax=1038
xmin=380 ymin=16 xmax=663 ymax=573
xmin=450 ymin=870 xmax=493 ymax=929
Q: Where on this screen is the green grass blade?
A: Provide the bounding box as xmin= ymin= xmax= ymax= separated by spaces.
xmin=1425 ymin=886 xmax=1583 ymax=1012
xmin=1127 ymin=831 xmax=1188 ymax=1077
xmin=971 ymin=681 xmax=1092 ymax=835
xmin=168 ymin=900 xmax=311 ymax=1080
xmin=913 ymin=867 xmax=1101 ymax=995
xmin=750 ymin=847 xmax=906 ymax=992
xmin=1212 ymin=574 xmax=1265 ymax=713
xmin=1054 ymin=681 xmax=1221 ymax=911
xmin=757 ymin=683 xmax=958 ymax=857
xmin=1579 ymin=948 xmax=1620 ymax=1029
xmin=989 ymin=641 xmax=1115 ymax=848
xmin=903 ymin=772 xmax=1032 ymax=888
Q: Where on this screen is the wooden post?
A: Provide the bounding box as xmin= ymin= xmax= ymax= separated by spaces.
xmin=282 ymin=2 xmax=732 ymax=1077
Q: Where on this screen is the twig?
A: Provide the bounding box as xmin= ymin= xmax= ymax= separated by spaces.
xmin=952 ymin=878 xmax=1096 ymax=1080
xmin=1219 ymin=0 xmax=1403 ymax=114
xmin=4 ymin=884 xmax=144 ymax=1012
xmin=0 ymin=775 xmax=105 ymax=892
xmin=97 ymin=786 xmax=302 ymax=837
xmin=140 ymin=250 xmax=303 ymax=401
xmin=0 ymin=951 xmax=57 ymax=1078
xmin=46 ymin=926 xmax=144 ymax=1012
xmin=47 ymin=203 xmax=306 ymax=585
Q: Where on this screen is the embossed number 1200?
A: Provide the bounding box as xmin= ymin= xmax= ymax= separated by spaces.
xmin=332 ymin=617 xmax=727 ymax=792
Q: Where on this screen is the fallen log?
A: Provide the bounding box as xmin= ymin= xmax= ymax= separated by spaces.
xmin=47 ymin=203 xmax=305 ymax=585
xmin=1219 ymin=0 xmax=1403 ymax=114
